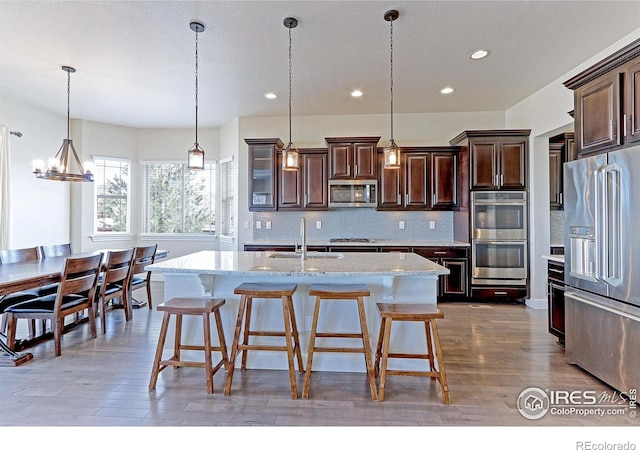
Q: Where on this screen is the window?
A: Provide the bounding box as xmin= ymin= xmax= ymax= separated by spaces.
xmin=94 ymin=157 xmax=131 ymax=234
xmin=219 ymin=156 xmax=235 ymax=238
xmin=141 ymin=162 xmax=216 ymax=234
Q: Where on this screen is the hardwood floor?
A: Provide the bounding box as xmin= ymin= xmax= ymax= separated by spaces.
xmin=1 ymin=282 xmax=636 ymax=441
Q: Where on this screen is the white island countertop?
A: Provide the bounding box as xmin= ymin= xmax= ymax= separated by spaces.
xmin=147 ymin=250 xmax=449 ymax=277
xmin=243 ymin=239 xmax=470 ymax=248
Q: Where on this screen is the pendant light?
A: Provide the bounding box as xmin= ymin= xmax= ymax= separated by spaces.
xmin=32 ymin=66 xmax=94 ymax=182
xmin=383 ymin=10 xmax=400 ymax=169
xmin=187 ymin=21 xmax=205 ymax=170
xmin=282 ymin=17 xmax=299 ymax=171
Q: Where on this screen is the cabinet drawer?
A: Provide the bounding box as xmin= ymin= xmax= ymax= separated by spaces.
xmin=413 ymin=247 xmax=468 ymax=259
xmin=471 ymin=287 xmax=528 ymax=300
xmin=244 ymin=245 xmax=295 ymax=252
xmin=547 ymin=260 xmax=565 ymax=283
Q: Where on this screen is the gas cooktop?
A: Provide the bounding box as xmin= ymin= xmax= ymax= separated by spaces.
xmin=329 ymin=238 xmax=373 ymax=243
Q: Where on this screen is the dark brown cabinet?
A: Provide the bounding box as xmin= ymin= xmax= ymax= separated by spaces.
xmin=325 ymin=137 xmax=379 ymax=180
xmin=278 ymin=149 xmax=328 ymax=210
xmin=548 ymin=132 xmax=575 ymax=210
xmin=413 ymin=247 xmax=468 ymax=300
xmin=547 ymin=258 xmax=565 ymax=346
xmin=450 ymin=130 xmax=529 ymax=191
xmin=564 ymin=38 xmax=640 ymax=157
xmin=247 ymin=138 xmax=283 ymax=211
xmin=377 ymin=147 xmax=459 ymax=211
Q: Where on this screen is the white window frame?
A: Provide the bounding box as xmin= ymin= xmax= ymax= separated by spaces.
xmin=92 ymin=156 xmax=131 ymax=240
xmin=218 ymin=156 xmax=235 ymax=242
xmin=139 ymin=160 xmax=217 ymax=239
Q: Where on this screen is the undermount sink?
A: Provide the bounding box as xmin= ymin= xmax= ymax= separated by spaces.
xmin=268 ymin=252 xmax=344 ymax=259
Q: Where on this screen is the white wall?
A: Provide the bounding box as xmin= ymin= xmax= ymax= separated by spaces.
xmin=506 ymin=28 xmax=640 ymax=308
xmin=0 ymin=95 xmax=70 ymax=249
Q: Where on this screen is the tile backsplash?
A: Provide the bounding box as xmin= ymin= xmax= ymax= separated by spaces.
xmin=251 ymin=209 xmax=453 ymax=241
xmin=550 ymin=210 xmax=564 ymax=246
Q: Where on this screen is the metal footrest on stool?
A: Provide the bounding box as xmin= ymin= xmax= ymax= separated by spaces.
xmin=375 ymin=303 xmax=450 ymax=404
xmin=148 ymin=297 xmax=229 ymax=394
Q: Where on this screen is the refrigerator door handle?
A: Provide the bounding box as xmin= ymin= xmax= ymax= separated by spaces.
xmin=598 ymin=163 xmax=623 ymax=286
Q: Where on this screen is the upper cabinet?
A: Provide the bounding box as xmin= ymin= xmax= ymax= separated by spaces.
xmin=564 ymin=38 xmax=640 ymax=157
xmin=377 ymin=146 xmax=460 ymax=211
xmin=548 ymin=132 xmax=575 ymax=210
xmin=450 ymin=130 xmax=530 ymax=191
xmin=246 ymin=138 xmax=283 ymax=211
xmin=325 ymin=137 xmax=379 ymax=180
xmin=278 ymin=149 xmax=328 ymax=210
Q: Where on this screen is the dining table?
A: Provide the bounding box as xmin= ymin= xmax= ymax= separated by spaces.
xmin=0 ymin=248 xmax=168 ymax=366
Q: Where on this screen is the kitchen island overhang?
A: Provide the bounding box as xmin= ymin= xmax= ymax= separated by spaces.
xmin=147 ymin=251 xmax=448 ymax=373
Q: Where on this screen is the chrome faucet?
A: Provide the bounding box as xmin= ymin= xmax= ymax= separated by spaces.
xmin=300 ymin=217 xmax=307 ymax=260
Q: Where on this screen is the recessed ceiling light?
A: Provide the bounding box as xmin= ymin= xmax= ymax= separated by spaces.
xmin=264 ymin=92 xmax=277 ymax=99
xmin=351 ymin=90 xmax=363 ymax=97
xmin=469 ymin=49 xmax=490 ymax=60
xmin=440 ymin=87 xmax=454 ymax=94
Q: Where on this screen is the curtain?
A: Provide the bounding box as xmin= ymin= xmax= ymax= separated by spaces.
xmin=0 ymin=126 xmax=11 ymax=250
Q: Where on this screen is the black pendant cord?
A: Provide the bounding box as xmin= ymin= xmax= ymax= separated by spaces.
xmin=389 ymin=15 xmax=394 ymax=144
xmin=288 ymin=24 xmax=292 ymax=146
xmin=195 ymin=29 xmax=199 ymax=146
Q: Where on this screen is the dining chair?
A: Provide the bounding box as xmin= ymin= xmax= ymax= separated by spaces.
xmin=128 ymin=244 xmax=157 ymax=309
xmin=0 ymin=247 xmax=42 ymax=336
xmin=4 ymin=253 xmax=103 ymax=356
xmin=96 ymin=248 xmax=135 ymax=334
xmin=40 ymin=243 xmax=73 ymax=258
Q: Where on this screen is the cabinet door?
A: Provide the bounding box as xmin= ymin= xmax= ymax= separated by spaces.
xmin=575 ymin=72 xmax=621 ymax=156
xmin=378 ymin=152 xmax=403 ymax=209
xmin=549 ymin=148 xmax=563 ymax=210
xmin=353 ymin=143 xmax=376 ymax=179
xmin=278 ymin=155 xmax=302 ymax=209
xmin=440 ymin=258 xmax=468 ymax=297
xmin=328 ymin=144 xmax=352 ymax=179
xmin=548 ymin=282 xmax=565 ymax=344
xmin=431 ymin=152 xmax=458 ymax=209
xmin=470 ymin=142 xmax=498 ymax=189
xmin=625 ymin=60 xmax=640 ymax=146
xmin=404 ymin=153 xmax=430 ymax=208
xmin=499 ymin=142 xmax=526 ymax=190
xmin=248 ymin=144 xmax=278 ymax=211
xmin=303 ymin=153 xmax=328 ymax=209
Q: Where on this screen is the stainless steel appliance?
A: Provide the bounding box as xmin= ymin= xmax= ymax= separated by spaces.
xmin=328 ymin=180 xmax=377 ymax=208
xmin=564 ymin=147 xmax=640 ymax=393
xmin=471 ymin=191 xmax=528 ymax=285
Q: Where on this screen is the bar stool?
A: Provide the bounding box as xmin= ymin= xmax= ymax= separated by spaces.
xmin=224 ymin=283 xmax=303 ymax=399
xmin=302 ymin=284 xmax=378 ymax=402
xmin=149 ymin=297 xmax=229 ymax=394
xmin=374 ymin=303 xmax=450 ymax=404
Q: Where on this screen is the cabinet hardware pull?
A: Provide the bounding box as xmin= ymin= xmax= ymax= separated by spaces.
xmin=549 ymin=268 xmax=564 ymax=274
xmin=500 ymin=174 xmax=504 ymax=186
xmin=354 ymin=164 xmax=358 ymax=176
xmin=434 ymin=251 xmax=447 ymax=255
xmin=405 ymin=194 xmax=408 ymax=205
xmin=397 ymin=194 xmax=401 ymax=205
xmin=624 ymin=114 xmax=628 ymax=137
xmin=611 ymin=120 xmax=616 ymax=140
xmin=494 ymin=291 xmax=508 ymax=295
xmin=559 ymin=193 xmax=563 ymax=204
xmin=347 ymin=165 xmax=351 ymax=176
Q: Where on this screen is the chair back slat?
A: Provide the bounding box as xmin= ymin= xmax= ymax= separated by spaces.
xmin=55 ymin=254 xmax=103 ymax=312
xmin=102 ymin=249 xmax=135 ymax=284
xmin=0 ymin=247 xmax=40 ymax=264
xmin=131 ymin=244 xmax=157 ymax=276
xmin=40 ymin=243 xmax=73 ymax=258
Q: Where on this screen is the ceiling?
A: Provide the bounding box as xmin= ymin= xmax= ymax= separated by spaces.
xmin=1 ymin=1 xmax=640 ymax=129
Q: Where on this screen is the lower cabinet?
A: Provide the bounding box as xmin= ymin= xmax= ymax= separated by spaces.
xmin=412 ymin=247 xmax=469 ymax=300
xmin=547 ymin=259 xmax=566 ymax=346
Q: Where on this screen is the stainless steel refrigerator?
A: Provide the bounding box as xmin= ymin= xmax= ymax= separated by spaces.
xmin=564 ymin=147 xmax=640 ymax=394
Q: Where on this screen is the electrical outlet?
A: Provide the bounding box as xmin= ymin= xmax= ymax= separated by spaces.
xmin=244 ymin=221 xmax=249 ymax=229
xmin=399 ymin=220 xmax=405 ymax=229
xmin=316 ymin=221 xmax=322 ymax=229
xmin=266 ymin=221 xmax=271 ymax=229
xmin=429 ymin=220 xmax=436 ymax=230
xmin=256 ymin=221 xmax=262 ymax=229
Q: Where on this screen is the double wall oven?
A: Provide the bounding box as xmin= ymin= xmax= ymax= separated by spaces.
xmin=471 ymin=191 xmax=528 ymax=286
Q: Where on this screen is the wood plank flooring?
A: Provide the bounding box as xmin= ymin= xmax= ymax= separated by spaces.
xmin=1 ymin=282 xmax=636 ymax=439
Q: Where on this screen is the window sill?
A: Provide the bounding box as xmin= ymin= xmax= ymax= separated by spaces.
xmin=138 ymin=233 xmax=218 ymax=242
xmin=219 ymin=235 xmax=235 ymax=244
xmin=90 ymin=234 xmax=133 ymax=242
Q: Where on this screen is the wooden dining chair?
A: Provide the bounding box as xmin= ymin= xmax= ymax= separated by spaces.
xmin=128 ymin=244 xmax=157 ymax=309
xmin=0 ymin=247 xmax=42 ymax=336
xmin=0 ymin=247 xmax=40 ymax=264
xmin=40 ymin=243 xmax=73 ymax=258
xmin=97 ymin=248 xmax=135 ymax=334
xmin=4 ymin=253 xmax=103 ymax=357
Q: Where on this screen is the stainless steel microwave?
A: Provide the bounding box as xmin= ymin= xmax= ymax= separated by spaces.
xmin=328 ymin=180 xmax=377 ymax=208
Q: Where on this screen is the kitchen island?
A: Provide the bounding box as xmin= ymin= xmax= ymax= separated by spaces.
xmin=147 ymin=250 xmax=448 ymax=372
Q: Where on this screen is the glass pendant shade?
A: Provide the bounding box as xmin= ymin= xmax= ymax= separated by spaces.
xmin=187 ymin=143 xmax=205 ymax=170
xmin=282 ymin=143 xmax=299 ymax=171
xmin=383 ymin=139 xmax=400 ymax=169
xmin=33 ymin=66 xmax=93 ymax=182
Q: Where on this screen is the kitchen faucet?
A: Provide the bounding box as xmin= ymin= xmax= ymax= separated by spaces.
xmin=300 ymin=217 xmax=307 ymax=260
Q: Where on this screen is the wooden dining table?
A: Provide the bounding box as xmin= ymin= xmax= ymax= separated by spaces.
xmin=0 ymin=248 xmax=168 ymax=366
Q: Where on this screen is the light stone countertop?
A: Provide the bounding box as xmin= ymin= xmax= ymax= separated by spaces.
xmin=543 ymin=254 xmax=565 ymax=263
xmin=243 ymin=239 xmax=470 ymax=248
xmin=147 ymin=250 xmax=449 ymax=277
